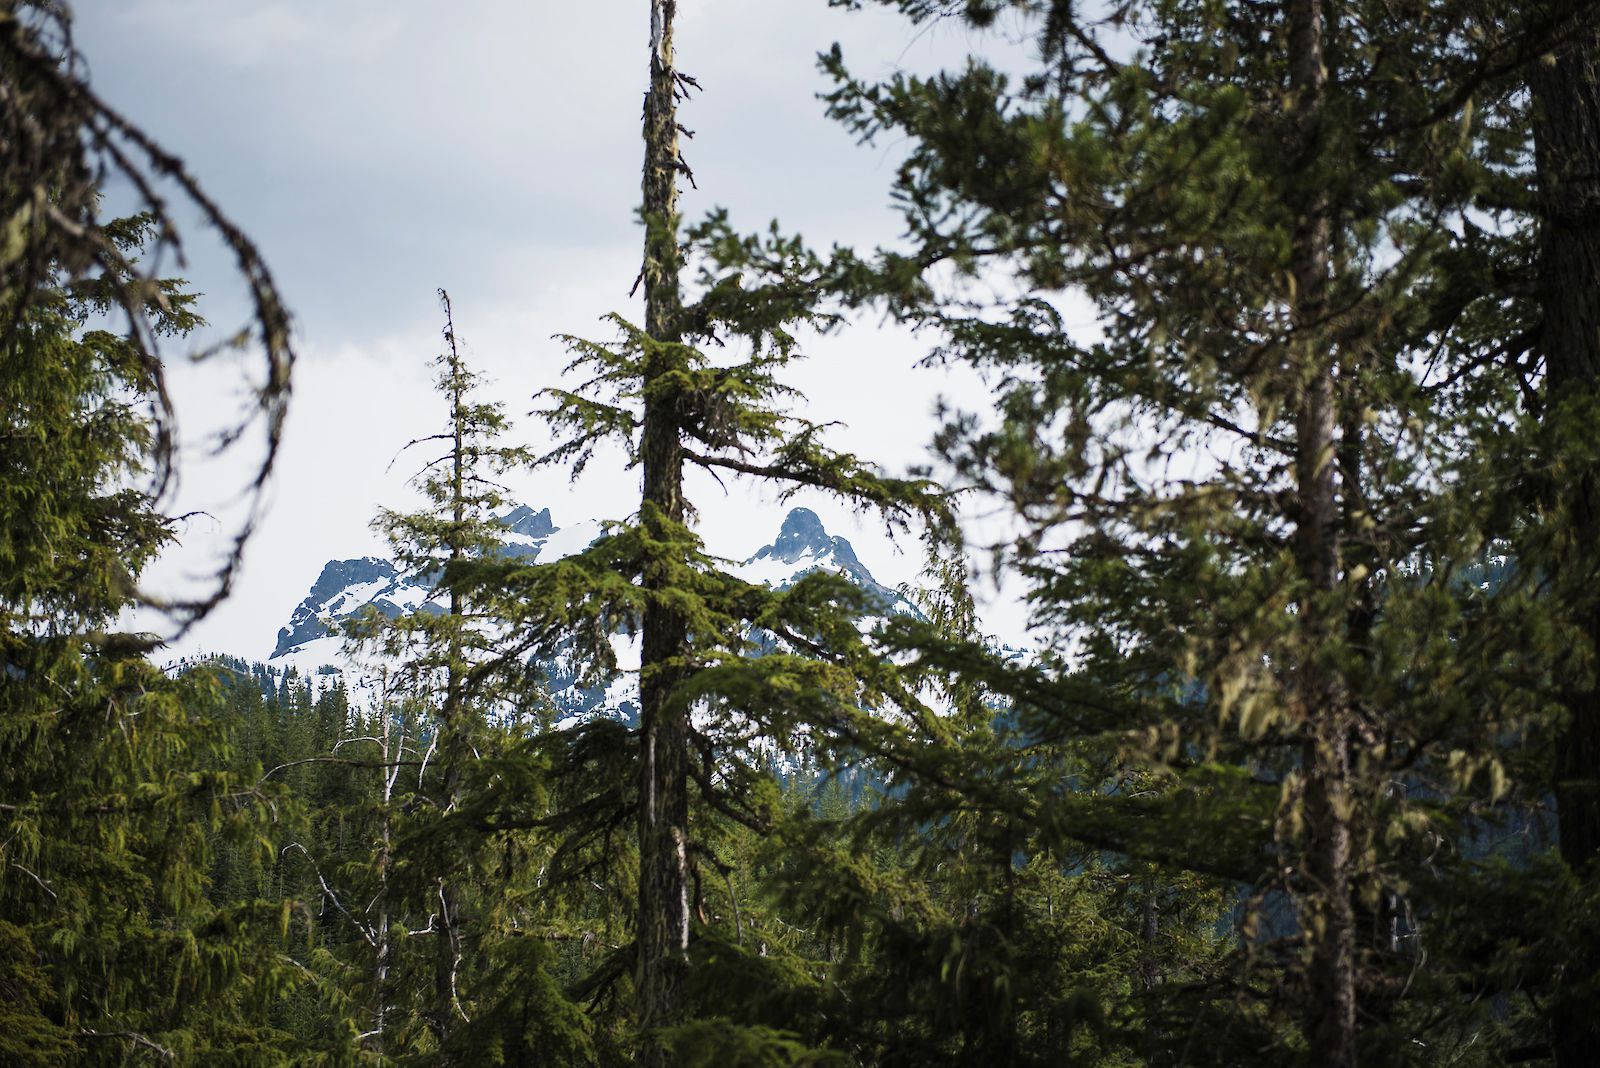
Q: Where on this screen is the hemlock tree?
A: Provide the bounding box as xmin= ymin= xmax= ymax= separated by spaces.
xmin=0 ymin=245 xmax=284 ymax=1063
xmin=0 ymin=2 xmax=292 ymax=622
xmin=797 ymin=0 xmax=1600 ymax=1063
xmin=367 ymin=290 xmax=535 ymax=1052
xmin=1 ymin=4 xmax=296 ymax=1061
xmin=341 ymin=290 xmax=595 ymax=1064
xmin=0 ymin=216 xmax=300 ymax=1064
xmin=460 ymin=1 xmax=949 ymax=1061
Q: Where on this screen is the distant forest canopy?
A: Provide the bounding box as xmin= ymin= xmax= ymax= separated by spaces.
xmin=5 ymin=1 xmax=1600 ymax=1067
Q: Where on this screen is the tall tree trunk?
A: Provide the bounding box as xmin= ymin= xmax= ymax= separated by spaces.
xmin=1286 ymin=1 xmax=1357 ymax=1064
xmin=1139 ymin=882 xmax=1160 ymax=992
xmin=636 ymin=1 xmax=691 ymax=1062
xmin=1531 ymin=29 xmax=1600 ymax=1068
xmin=434 ymin=312 xmax=468 ymax=1051
xmin=370 ymin=685 xmax=410 ymax=1054
xmin=373 ymin=687 xmax=396 ymax=1054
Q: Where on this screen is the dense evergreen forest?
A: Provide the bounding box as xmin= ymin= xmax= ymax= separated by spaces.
xmin=6 ymin=0 xmax=1600 ymax=1065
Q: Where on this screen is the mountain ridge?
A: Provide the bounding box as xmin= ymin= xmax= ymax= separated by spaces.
xmin=258 ymin=505 xmax=918 ymax=725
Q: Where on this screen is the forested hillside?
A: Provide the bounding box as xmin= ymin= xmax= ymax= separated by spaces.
xmin=5 ymin=1 xmax=1600 ymax=1066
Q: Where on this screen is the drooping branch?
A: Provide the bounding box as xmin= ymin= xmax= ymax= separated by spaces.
xmin=0 ymin=7 xmax=295 ymax=633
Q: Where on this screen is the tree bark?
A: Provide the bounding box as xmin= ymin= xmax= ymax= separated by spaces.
xmin=1286 ymin=1 xmax=1357 ymax=1065
xmin=436 ymin=334 xmax=468 ymax=1052
xmin=373 ymin=690 xmax=395 ymax=1054
xmin=1531 ymin=27 xmax=1600 ymax=1068
xmin=636 ymin=1 xmax=691 ymax=1062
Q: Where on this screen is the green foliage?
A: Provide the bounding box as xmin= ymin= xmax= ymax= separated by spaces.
xmin=728 ymin=0 xmax=1600 ymax=1061
xmin=0 ymin=919 xmax=75 ymax=1065
xmin=660 ymin=1019 xmax=848 ymax=1068
xmin=0 ymin=218 xmax=311 ymax=1063
xmin=12 ymin=2 xmax=1599 ymax=1064
xmin=1 ymin=0 xmax=293 ymax=628
xmin=474 ymin=19 xmax=963 ymax=1043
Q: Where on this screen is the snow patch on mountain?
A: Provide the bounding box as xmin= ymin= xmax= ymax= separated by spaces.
xmin=259 ymin=505 xmax=915 ymax=725
xmin=534 ymin=517 xmax=607 ymax=564
xmin=499 ymin=505 xmax=557 ymax=557
xmin=727 ymin=507 xmax=919 ymax=617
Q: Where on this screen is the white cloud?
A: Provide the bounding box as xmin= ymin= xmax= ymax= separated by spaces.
xmin=78 ymin=0 xmax=1042 ymax=658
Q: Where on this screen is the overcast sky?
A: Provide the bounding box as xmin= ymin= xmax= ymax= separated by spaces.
xmin=72 ymin=1 xmax=1038 ymax=658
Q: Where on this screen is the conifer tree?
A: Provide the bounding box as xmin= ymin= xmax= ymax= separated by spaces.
xmin=634 ymin=2 xmax=694 ymax=1039
xmin=458 ymin=2 xmax=951 ymax=1060
xmin=0 ymin=4 xmax=300 ymax=1060
xmin=1524 ymin=16 xmax=1600 ymax=1065
xmin=797 ymin=1 xmax=1600 ymax=1063
xmin=0 ymin=215 xmax=305 ymax=1064
xmin=0 ymin=1 xmax=292 ymax=621
xmin=352 ymin=288 xmax=573 ymax=1061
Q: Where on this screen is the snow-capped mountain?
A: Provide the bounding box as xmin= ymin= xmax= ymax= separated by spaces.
xmin=269 ymin=505 xmax=577 ymax=661
xmin=727 ymin=506 xmax=917 ymax=616
xmin=261 ymin=506 xmax=914 ymax=725
xmin=271 ymin=556 xmax=425 ymax=659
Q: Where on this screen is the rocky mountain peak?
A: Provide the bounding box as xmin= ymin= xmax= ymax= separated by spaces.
xmin=270 ymin=505 xmax=567 ymax=663
xmin=272 ymin=556 xmax=408 ymax=658
xmin=310 ymin=556 xmax=396 ymax=598
xmin=734 ymin=507 xmax=914 ymax=617
xmin=756 ymin=507 xmax=862 ymax=568
xmin=266 ymin=505 xmax=921 ymax=719
xmin=502 ymin=505 xmax=555 ymax=540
